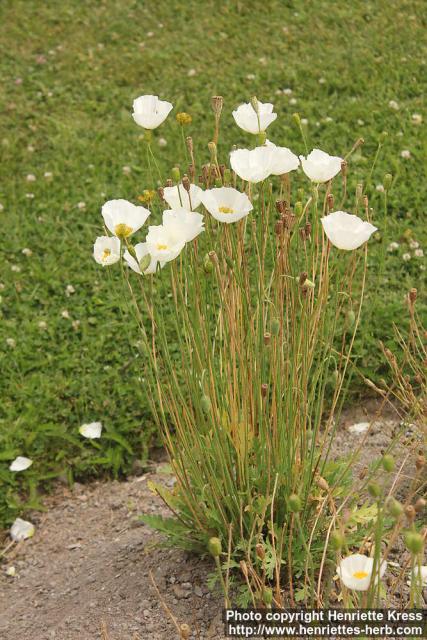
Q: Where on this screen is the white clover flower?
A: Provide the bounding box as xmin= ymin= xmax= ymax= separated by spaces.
xmin=77 ymin=201 xmax=86 ymax=210
xmin=158 ymin=137 xmax=167 ymax=148
xmin=6 ymin=338 xmax=16 ymax=348
xmin=26 ymin=193 xmax=34 ymax=199
xmin=414 ymin=248 xmax=424 ymax=257
xmin=44 ymin=171 xmax=53 ymax=180
xmin=409 ymin=240 xmax=419 ymax=249
xmin=232 ymin=100 xmax=277 ymax=134
xmin=300 ymin=118 xmax=308 ymax=125
xmin=162 ymin=183 xmax=204 ymax=211
xmin=93 ymin=236 xmax=121 ymax=266
xmin=72 ymin=320 xmax=80 ymax=331
xmin=265 ymin=140 xmax=300 ymax=175
xmin=61 ymin=309 xmax=70 ymax=319
xmin=388 ymin=100 xmax=399 ymax=110
xmin=289 ymin=97 xmax=297 ymax=105
xmin=26 ymin=174 xmax=36 ymax=182
xmin=79 ymin=422 xmax=102 ymax=439
xmin=27 ymin=145 xmax=35 ymax=153
xmin=402 ymin=253 xmax=411 ymax=261
xmin=11 ymin=265 xmax=21 ymax=272
xmin=337 ymin=554 xmax=386 ymax=591
xmin=38 ymin=320 xmax=48 ymax=330
xmin=101 ymin=199 xmax=150 ymax=239
xmin=187 ymin=68 xmax=197 ymax=77
xmin=230 ymin=146 xmax=274 ymax=183
xmin=407 ymin=566 xmax=427 ymax=587
xmin=411 ymin=113 xmax=422 ymax=125
xmin=10 ymin=518 xmax=35 ymax=542
xmin=162 ymin=209 xmax=204 ymax=241
xmin=401 ymin=150 xmax=411 ymax=159
xmin=122 ymin=165 xmax=132 ymax=175
xmin=145 ymin=224 xmax=187 ymax=263
xmin=201 ymin=187 xmax=253 ymax=224
xmin=66 ymin=284 xmax=76 ymax=295
xmin=124 ymin=242 xmax=161 ymax=275
xmin=387 ymin=242 xmax=399 ymax=252
xmin=9 ymin=456 xmax=33 ymax=472
xmin=132 ymin=95 xmax=173 ymax=130
xmin=22 ymin=248 xmax=32 ymax=256
xmin=321 ymin=211 xmax=377 ymax=250
xmin=300 ymin=149 xmax=343 ymax=183
xmin=283 ymin=88 xmax=292 ymax=95
xmin=376 ymin=184 xmax=385 ymax=192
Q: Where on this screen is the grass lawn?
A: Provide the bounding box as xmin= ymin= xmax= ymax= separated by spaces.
xmin=0 ymin=0 xmax=425 ymax=526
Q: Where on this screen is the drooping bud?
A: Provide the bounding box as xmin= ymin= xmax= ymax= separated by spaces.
xmin=381 ymin=454 xmax=395 ymax=473
xmin=171 ymin=167 xmax=181 ymax=183
xmin=294 ymin=201 xmax=303 ymax=216
xmin=327 ymin=193 xmax=334 ymax=211
xmin=203 ymin=253 xmax=214 ymax=274
xmin=316 ymin=476 xmax=329 ymax=492
xmin=208 ymin=537 xmax=222 ymax=557
xmin=157 ymin=187 xmax=165 ymax=201
xmin=405 ymin=505 xmax=416 ymax=523
xmin=209 ymin=250 xmax=218 ymax=265
xmin=385 ymin=497 xmax=403 ymax=519
xmin=251 ymin=96 xmax=259 ymax=114
xmin=200 ymin=395 xmax=212 ymax=413
xmin=368 ymin=482 xmax=382 ymax=499
xmin=186 ymin=136 xmax=194 ymax=154
xmin=341 ymin=159 xmax=348 ymax=177
xmin=404 ymin=531 xmax=424 ymax=555
xmin=208 ymin=141 xmax=218 ymax=165
xmin=288 ymin=493 xmax=302 ymax=513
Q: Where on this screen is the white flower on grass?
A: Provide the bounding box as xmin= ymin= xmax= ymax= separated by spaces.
xmin=22 ymin=248 xmax=32 ymax=256
xmin=122 ymin=165 xmax=132 ymax=175
xmin=6 ymin=338 xmax=16 ymax=348
xmin=93 ymin=236 xmax=121 ymax=266
xmin=300 ymin=149 xmax=343 ymax=183
xmin=232 ymin=100 xmax=277 ymax=134
xmin=321 ymin=211 xmax=377 ymax=250
xmin=265 ymin=140 xmax=299 ymax=175
xmin=79 ymin=422 xmax=102 ymax=439
xmin=407 ymin=566 xmax=427 ymax=587
xmin=201 ymin=187 xmax=253 ymax=224
xmin=414 ymin=248 xmax=424 ymax=257
xmin=9 ymin=456 xmax=33 ymax=472
xmin=10 ymin=518 xmax=35 ymax=542
xmin=0 ymin=203 xmax=4 ymax=212
xmin=158 ymin=137 xmax=167 ymax=148
xmin=402 ymin=253 xmax=411 ymax=261
xmin=230 ymin=146 xmax=274 ymax=183
xmin=38 ymin=321 xmax=47 ymax=330
xmin=388 ymin=100 xmax=399 ymax=110
xmin=101 ymin=200 xmax=150 ymax=239
xmin=411 ymin=113 xmax=422 ymax=125
xmin=337 ymin=554 xmax=387 ymax=591
xmin=187 ymin=68 xmax=197 ymax=77
xmin=387 ymin=242 xmax=399 ymax=252
xmin=145 ymin=225 xmax=186 ymax=263
xmin=26 ymin=174 xmax=36 ymax=182
xmin=77 ymin=201 xmax=86 ymax=210
xmin=132 ymin=95 xmax=173 ymax=130
xmin=376 ymin=184 xmax=385 ymax=192
xmin=409 ymin=240 xmax=419 ymax=249
xmin=124 ymin=242 xmax=161 ymax=275
xmin=162 ymin=209 xmax=204 ymax=241
xmin=163 ymin=183 xmax=204 ymax=211
xmin=401 ymin=150 xmax=411 ymax=159
xmin=44 ymin=171 xmax=53 ymax=180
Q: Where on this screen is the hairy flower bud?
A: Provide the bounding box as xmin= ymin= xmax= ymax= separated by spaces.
xmin=171 ymin=167 xmax=181 ymax=183
xmin=404 ymin=531 xmax=424 ymax=555
xmin=405 ymin=505 xmax=416 ymax=523
xmin=386 ymin=497 xmax=403 ymax=519
xmin=368 ymin=482 xmax=382 ymax=498
xmin=415 ymin=498 xmax=426 ymax=513
xmin=203 ymin=254 xmax=214 ymax=274
xmin=288 ymin=493 xmax=302 ymax=512
xmin=201 ymin=394 xmax=212 ymax=413
xmin=330 ymin=530 xmax=346 ymax=551
xmin=294 ymin=201 xmax=303 ymax=216
xmin=316 ymin=476 xmax=329 ymax=492
xmin=382 ymin=454 xmax=395 ymax=473
xmin=208 ymin=537 xmax=222 ymax=557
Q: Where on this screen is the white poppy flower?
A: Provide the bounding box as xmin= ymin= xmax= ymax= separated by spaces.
xmin=9 ymin=456 xmax=33 ymax=472
xmin=79 ymin=422 xmax=102 ymax=439
xmin=93 ymin=236 xmax=121 ymax=266
xmin=337 ymin=554 xmax=387 ymax=591
xmin=321 ymin=211 xmax=377 ymax=250
xmin=102 ymin=199 xmax=150 ymax=239
xmin=232 ymin=101 xmax=277 ymax=134
xmin=124 ymin=242 xmax=161 ymax=275
xmin=230 ymin=146 xmax=275 ymax=183
xmin=299 ymin=148 xmax=343 ymax=183
xmin=407 ymin=565 xmax=427 ymax=587
xmin=201 ymin=187 xmax=253 ymax=224
xmin=145 ymin=224 xmax=186 ymax=263
xmin=265 ymin=140 xmax=300 ymax=175
xmin=132 ymin=95 xmax=173 ymax=130
xmin=162 ymin=183 xmax=204 ymax=211
xmin=162 ymin=209 xmax=204 ymax=241
xmin=10 ymin=518 xmax=35 ymax=542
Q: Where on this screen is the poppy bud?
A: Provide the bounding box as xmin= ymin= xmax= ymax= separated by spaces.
xmin=208 ymin=537 xmax=222 ymax=557
xmin=382 ymin=454 xmax=395 ymax=472
xmin=330 ymin=530 xmax=346 ymax=551
xmin=404 ymin=531 xmax=424 ymax=555
xmin=409 ymin=288 xmax=417 ymax=304
xmin=223 ymin=168 xmax=232 ymax=184
xmin=186 ymin=136 xmax=193 ymax=153
xmin=415 ymin=498 xmax=426 ymax=513
xmin=288 ymin=493 xmax=302 ymax=512
xmin=294 ymin=201 xmax=303 ymax=216
xmin=209 ymin=250 xmax=218 ymax=265
xmin=316 ymin=476 xmax=329 ymax=492
xmin=203 ymin=254 xmax=214 ymax=274
xmin=250 ymin=95 xmax=259 ymax=114
xmin=327 ymin=193 xmax=334 ymax=211
xmin=271 ymin=319 xmax=280 ymax=336
xmin=261 ymin=383 xmax=268 ymax=398
xmin=201 ymin=395 xmax=212 ymax=413
xmin=405 ymin=505 xmax=416 ymax=523
xmin=347 ymin=309 xmax=356 ymax=327
xmin=341 ymin=160 xmax=348 ymax=177
xmin=386 ymin=497 xmax=403 ymax=519
xmin=139 ymin=253 xmax=152 ymax=273
xmin=171 ymin=167 xmax=181 ymax=183
xmin=368 ymin=482 xmax=382 ymax=498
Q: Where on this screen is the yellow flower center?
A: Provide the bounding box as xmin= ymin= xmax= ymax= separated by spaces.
xmin=219 ymin=206 xmax=234 ymax=214
xmin=353 ymin=571 xmax=369 ymax=580
xmin=102 ymin=248 xmax=111 ymax=261
xmin=156 ymin=243 xmax=168 ymax=250
xmin=114 ymin=223 xmax=133 ymax=239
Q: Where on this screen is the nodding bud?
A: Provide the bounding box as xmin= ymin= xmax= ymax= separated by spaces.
xmin=409 ymin=288 xmax=417 ymax=304
xmin=271 ymin=319 xmax=280 ymax=336
xmin=330 ymin=530 xmax=346 ymax=551
xmin=386 ymin=497 xmax=403 ymax=519
xmin=211 ymin=95 xmax=224 ymax=116
xmin=263 ymin=332 xmax=271 ymax=345
xmin=180 ymin=624 xmax=191 ymax=640
xmin=405 ymin=505 xmax=416 ymax=523
xmin=208 ymin=537 xmax=222 ymax=557
xmin=250 ymin=95 xmax=259 ymax=114
xmin=341 ymin=159 xmax=348 ymax=176
xmin=294 ymin=201 xmax=303 ymax=216
xmin=209 ymin=250 xmax=218 ymax=265
xmin=275 ymin=200 xmax=285 ymax=213
xmin=404 ymin=531 xmax=424 ymax=555
xmin=382 ymin=454 xmax=395 ymax=472
xmin=368 ymin=482 xmax=382 ymax=499
xmin=165 ymin=178 xmax=173 ymax=188
xmin=305 ymin=222 xmax=312 ymax=238
xmin=200 ymin=394 xmax=211 ymax=413
xmin=316 ymin=476 xmax=329 ymax=492
xmin=415 ymin=498 xmax=426 ymax=513
xmin=157 ymin=187 xmax=165 ymax=201
xmin=171 ymin=167 xmax=181 ymax=182
xmin=203 ymin=254 xmax=214 ymax=274
xmin=182 ymin=175 xmax=191 ymax=192
xmin=240 ymin=560 xmax=248 ymax=578
xmin=288 ymin=493 xmax=302 ymax=513
xmin=363 ymin=195 xmax=369 ymax=210
xmin=299 ymin=272 xmax=308 ymax=286
xmin=255 ymin=543 xmax=265 ymax=560
xmin=327 ymin=193 xmax=334 ymax=211
xmin=261 ymin=383 xmax=268 ymax=398
xmin=292 ymin=112 xmax=301 ymax=126
xmin=275 ymin=220 xmax=283 ymax=235
xmin=384 ymin=173 xmax=393 ymax=190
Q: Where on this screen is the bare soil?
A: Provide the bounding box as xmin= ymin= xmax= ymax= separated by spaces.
xmin=0 ymin=403 xmax=425 ymax=640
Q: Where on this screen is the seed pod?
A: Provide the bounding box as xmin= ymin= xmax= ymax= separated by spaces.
xmin=316 ymin=476 xmax=329 ymax=492
xmin=414 ymin=498 xmax=426 ymax=513
xmin=182 ymin=175 xmax=191 ymax=192
xmin=180 ymin=624 xmax=191 ymax=640
xmin=211 ymin=95 xmax=224 ymax=116
xmin=409 ymin=288 xmax=417 ymax=304
xmin=203 ymin=254 xmax=214 ymax=273
xmin=294 ymin=201 xmax=303 ymax=216
xmin=209 ymin=250 xmax=218 ymax=265
xmin=305 ymin=222 xmax=312 ymax=238
xmin=208 ymin=537 xmax=222 ymax=557
xmin=405 ymin=505 xmax=416 ymax=523
xmin=261 ymin=383 xmax=268 ymax=398
xmin=275 ymin=200 xmax=285 ymax=214
xmin=341 ymin=159 xmax=348 ymax=176
xmin=327 ymin=193 xmax=334 ymax=211
xmin=275 ymin=220 xmax=283 ymax=235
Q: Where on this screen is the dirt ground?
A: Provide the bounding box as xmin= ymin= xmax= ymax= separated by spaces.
xmin=0 ymin=402 xmax=425 ymax=640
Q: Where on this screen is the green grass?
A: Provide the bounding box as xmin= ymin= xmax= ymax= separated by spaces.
xmin=0 ymin=0 xmax=425 ymax=527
